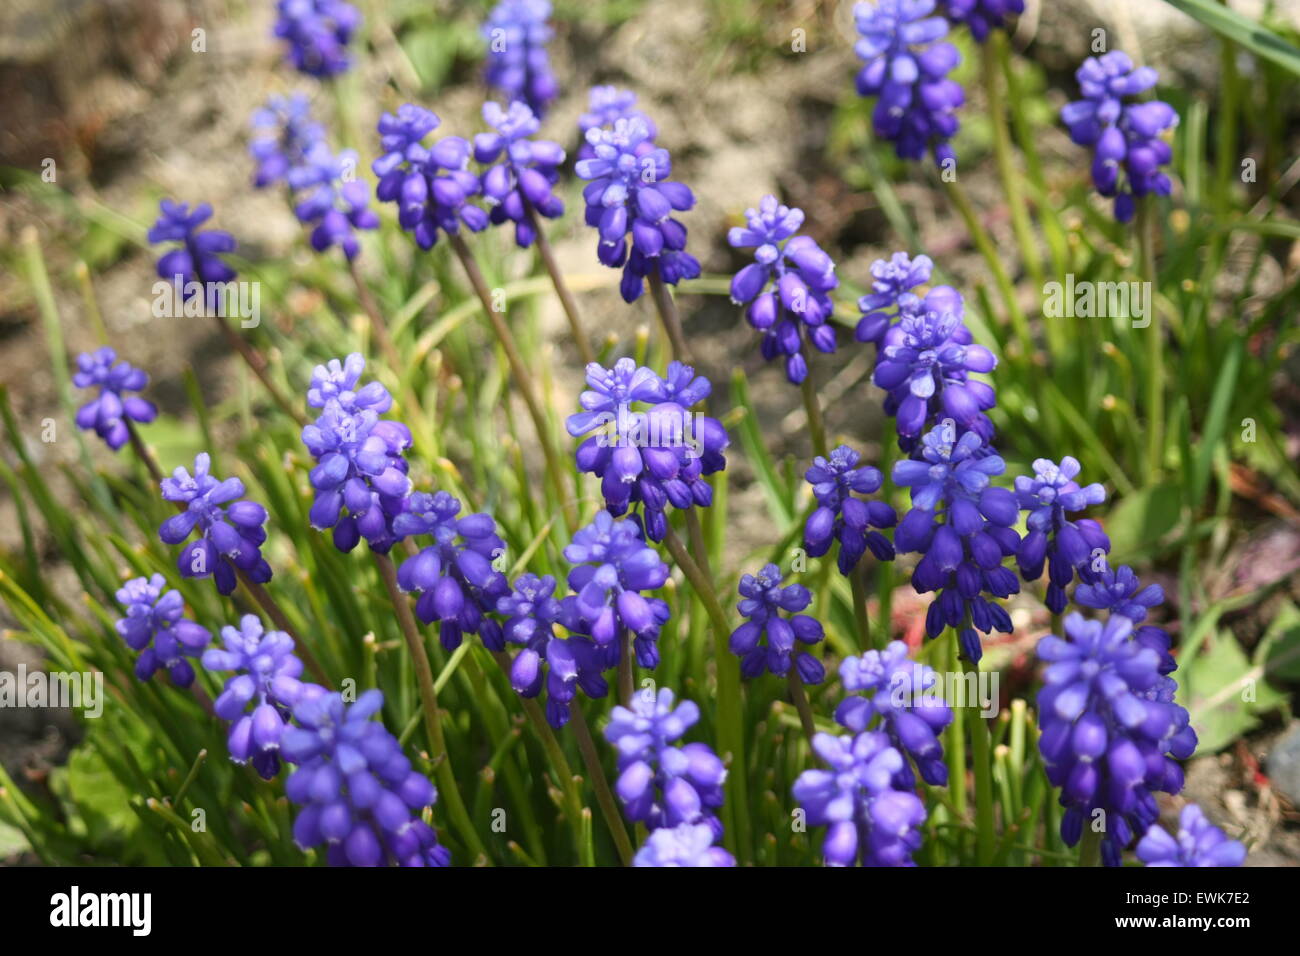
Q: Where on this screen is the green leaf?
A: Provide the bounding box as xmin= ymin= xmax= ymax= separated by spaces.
xmin=1104 ymin=485 xmax=1181 ymax=559
xmin=1163 ymin=0 xmax=1300 ymax=77
xmin=1181 ymin=630 xmax=1285 ymax=753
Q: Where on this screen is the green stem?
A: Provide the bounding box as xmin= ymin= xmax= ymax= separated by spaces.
xmin=374 ymin=552 xmax=489 ymax=864
xmin=800 ymin=375 xmax=829 ymax=459
xmin=647 ymin=273 xmax=693 ymax=365
xmin=1079 ymin=828 xmax=1102 ymax=867
xmin=568 ymin=703 xmax=635 ymax=866
xmin=617 ymin=630 xmax=634 ymax=706
xmin=849 ymin=568 xmax=869 ymax=653
xmin=942 ymin=635 xmax=967 ymax=822
xmin=786 ymin=672 xmax=817 ymax=744
xmin=524 ymin=200 xmax=596 ymax=366
xmin=1137 ymin=197 xmax=1163 ymax=479
xmin=959 ymin=637 xmax=996 ymax=866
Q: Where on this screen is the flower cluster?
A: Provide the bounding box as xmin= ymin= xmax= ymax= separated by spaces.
xmin=578 ymin=86 xmax=656 ymax=159
xmin=566 ymin=359 xmax=727 ymax=542
xmin=148 ymin=200 xmax=237 ymax=300
xmin=803 ymin=444 xmax=897 ymax=575
xmin=940 ymin=0 xmax=1024 ymax=41
xmin=729 ymin=564 xmax=826 ymax=684
xmin=575 ymin=117 xmax=699 ymax=302
xmin=605 ymin=688 xmax=728 ymax=837
xmin=892 ymin=426 xmax=1020 ymax=663
xmin=394 ymin=491 xmax=509 ymax=650
xmin=1014 ymin=456 xmax=1110 ymax=613
xmin=202 ymin=615 xmax=314 ymax=780
xmin=634 ymin=822 xmax=736 ymax=867
xmin=289 ymin=144 xmax=380 ymax=259
xmin=728 ymin=195 xmax=838 ymax=384
xmin=473 ymin=101 xmax=565 ymax=247
xmin=1037 ymin=612 xmax=1197 ymax=866
xmin=854 ymin=251 xmax=933 ymax=346
xmin=158 ymin=453 xmax=272 ymax=596
xmin=835 ymin=642 xmax=952 ymax=787
xmin=1061 ymin=50 xmax=1178 ymax=223
xmin=114 ymin=575 xmax=211 ymax=687
xmin=853 ymin=0 xmax=964 ymax=166
xmin=282 ymin=690 xmax=451 ymax=866
xmin=301 ymin=354 xmax=412 ymax=554
xmin=793 ymin=730 xmax=927 ymax=866
xmin=1136 ymin=804 xmax=1246 ymax=868
xmin=73 ymin=347 xmax=158 ymax=451
xmin=273 ymin=0 xmax=360 ymax=78
xmin=372 ymin=105 xmax=489 ymax=250
xmin=482 ymin=0 xmax=558 ymax=119
xmin=250 ymin=93 xmax=324 ymax=188
xmin=1074 ymin=564 xmax=1176 ymax=675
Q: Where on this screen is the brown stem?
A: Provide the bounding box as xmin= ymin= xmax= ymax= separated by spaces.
xmin=523 ymin=201 xmax=596 ymax=365
xmin=347 ymin=258 xmax=403 ymax=373
xmin=211 ymin=314 xmax=306 ymax=427
xmin=236 ymin=572 xmax=330 ymax=685
xmin=647 ymin=273 xmax=692 ymax=366
xmin=617 ymin=629 xmax=634 ymax=706
xmin=569 ymin=702 xmax=635 ymax=865
xmin=787 ymin=671 xmax=818 ymax=745
xmin=125 ymin=420 xmax=164 ymax=485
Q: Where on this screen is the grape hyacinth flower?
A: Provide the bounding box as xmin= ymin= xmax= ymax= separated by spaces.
xmin=604 ymin=688 xmax=727 ymax=835
xmin=892 ymin=425 xmax=1021 ymax=663
xmin=249 ymin=93 xmax=324 ymax=189
xmin=854 ymin=251 xmax=933 ymax=346
xmin=853 ymin=0 xmax=964 ymax=166
xmin=372 ymin=105 xmax=489 ymax=250
xmin=874 ymin=307 xmax=997 ymax=445
xmin=114 ymin=575 xmax=211 ymax=687
xmin=792 ymin=730 xmax=927 ymax=866
xmin=803 ymin=444 xmax=897 ymax=575
xmin=1061 ymin=50 xmax=1178 ymax=223
xmin=633 ymin=822 xmax=736 ymax=867
xmin=940 ymin=0 xmax=1024 ymax=41
xmin=202 ymin=614 xmax=315 ymax=780
xmin=289 ymin=144 xmax=380 ymax=259
xmin=147 ymin=200 xmax=237 ymax=305
xmin=835 ymin=642 xmax=952 ymax=787
xmin=482 ymin=0 xmax=558 ymax=119
xmin=563 ymin=510 xmax=671 ymax=666
xmin=282 ymin=690 xmax=451 ymax=866
xmin=273 ymin=0 xmax=360 ymax=78
xmin=498 ymin=573 xmax=610 ymax=728
xmin=1136 ymin=804 xmax=1246 ymax=868
xmin=473 ymin=101 xmax=565 ymax=248
xmin=577 ymin=85 xmax=657 ymax=161
xmin=729 ymin=564 xmax=827 ymax=685
xmin=1037 ymin=612 xmax=1198 ymax=866
xmin=1014 ymin=456 xmax=1111 ymax=614
xmin=158 ymin=453 xmax=272 ymax=596
xmin=395 ymin=491 xmax=509 ymax=650
xmin=1074 ymin=563 xmax=1176 ymax=675
xmin=728 ymin=195 xmax=838 ymax=384
xmin=72 ymin=347 xmax=158 ymax=451
xmin=302 ymin=355 xmax=412 ymax=554
xmin=575 ymin=117 xmax=699 ymax=303
xmin=566 ymin=359 xmax=728 ymax=542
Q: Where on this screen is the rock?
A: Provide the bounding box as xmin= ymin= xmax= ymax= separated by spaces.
xmin=1266 ymin=722 xmax=1300 ymax=807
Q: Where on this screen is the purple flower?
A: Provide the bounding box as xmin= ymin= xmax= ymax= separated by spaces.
xmin=728 ymin=195 xmax=838 ymax=384
xmin=1061 ymin=51 xmax=1178 ymax=222
xmin=202 ymin=614 xmax=316 ymax=780
xmin=575 ymin=117 xmax=699 ymax=302
xmin=482 ymin=0 xmax=558 ymax=119
xmin=729 ymin=563 xmax=826 ymax=684
xmin=578 ymin=86 xmax=657 ymax=161
xmin=1074 ymin=564 xmax=1175 ymax=674
xmin=290 ymin=144 xmax=380 ymax=259
xmin=567 ymin=360 xmax=728 ymax=542
xmin=249 ymin=93 xmax=324 ymax=188
xmin=633 ymin=822 xmax=736 ymax=867
xmin=1037 ymin=612 xmax=1197 ymax=866
xmin=473 ymin=101 xmax=566 ymax=248
xmin=158 ymin=453 xmax=271 ymax=595
xmin=853 ymin=0 xmax=964 ymax=166
xmin=854 ymin=251 xmax=933 ymax=345
xmin=394 ymin=491 xmax=509 ymax=650
xmin=372 ymin=105 xmax=489 ymax=250
xmin=72 ymin=347 xmax=158 ymax=451
xmin=147 ymin=200 xmax=237 ymax=302
xmin=803 ymin=444 xmax=897 ymax=575
xmin=792 ymin=730 xmax=927 ymax=866
xmin=873 ymin=306 xmax=997 ymax=443
xmin=892 ymin=425 xmax=1020 ymax=662
xmin=282 ymin=689 xmax=450 ymax=866
xmin=114 ymin=574 xmax=211 ymax=687
xmin=604 ymin=687 xmax=727 ymax=835
xmin=301 ymin=355 xmax=412 ymax=554
xmin=563 ymin=510 xmax=671 ymax=665
xmin=1136 ymin=804 xmax=1246 ymax=868
xmin=1014 ymin=456 xmax=1111 ymax=613
xmin=835 ymin=641 xmax=952 ymax=787
xmin=273 ymin=0 xmax=360 ymax=78
xmin=940 ymin=0 xmax=1024 ymax=41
